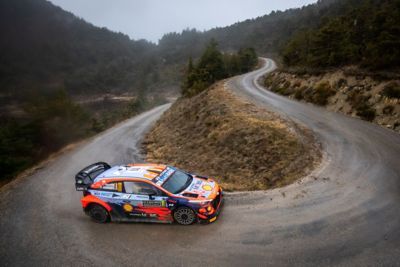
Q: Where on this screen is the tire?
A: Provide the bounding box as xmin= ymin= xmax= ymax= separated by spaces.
xmin=173 ymin=207 xmax=196 ymax=225
xmin=88 ymin=204 xmax=110 ymax=223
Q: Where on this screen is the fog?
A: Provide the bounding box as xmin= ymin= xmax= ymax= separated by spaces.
xmin=49 ymin=0 xmax=318 ymax=42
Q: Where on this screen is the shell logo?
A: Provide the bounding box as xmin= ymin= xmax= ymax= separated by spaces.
xmin=202 ymin=184 xmax=212 ymax=191
xmin=123 ymin=203 xmax=134 ymax=212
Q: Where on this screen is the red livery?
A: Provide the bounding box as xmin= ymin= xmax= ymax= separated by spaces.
xmin=74 ymin=162 xmax=223 ymax=225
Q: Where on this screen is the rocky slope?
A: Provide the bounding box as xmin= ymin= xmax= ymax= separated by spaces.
xmin=143 ymin=82 xmax=320 ymax=191
xmin=264 ymin=70 xmax=400 ymax=133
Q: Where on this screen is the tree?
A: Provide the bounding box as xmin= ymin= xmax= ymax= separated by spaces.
xmin=197 ymin=39 xmax=226 ymax=84
xmin=182 ymin=57 xmax=196 ymax=96
xmin=181 ymin=40 xmax=258 ymax=97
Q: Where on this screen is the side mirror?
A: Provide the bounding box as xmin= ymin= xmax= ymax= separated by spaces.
xmin=140 ymin=188 xmax=158 ymax=199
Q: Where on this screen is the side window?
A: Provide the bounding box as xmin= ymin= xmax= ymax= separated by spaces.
xmin=101 ymin=182 xmax=123 ymax=192
xmin=124 ymin=181 xmax=162 ymax=195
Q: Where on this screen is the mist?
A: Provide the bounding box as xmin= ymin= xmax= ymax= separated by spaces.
xmin=49 ymin=0 xmax=318 ymax=42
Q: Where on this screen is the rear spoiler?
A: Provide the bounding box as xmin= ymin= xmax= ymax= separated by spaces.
xmin=75 ymin=162 xmax=111 ymax=191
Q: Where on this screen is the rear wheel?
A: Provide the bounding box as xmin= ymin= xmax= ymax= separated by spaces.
xmin=88 ymin=204 xmax=110 ymax=223
xmin=174 ymin=207 xmax=196 ymax=225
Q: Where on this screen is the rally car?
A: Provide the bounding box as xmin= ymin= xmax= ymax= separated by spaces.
xmin=74 ymin=162 xmax=223 ymax=225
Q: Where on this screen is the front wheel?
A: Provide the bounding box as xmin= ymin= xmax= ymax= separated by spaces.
xmin=88 ymin=204 xmax=110 ymax=223
xmin=173 ymin=207 xmax=196 ymax=225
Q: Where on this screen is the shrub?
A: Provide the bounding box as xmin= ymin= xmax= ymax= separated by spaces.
xmin=383 ymin=105 xmax=394 ymax=115
xmin=335 ymin=78 xmax=347 ymax=89
xmin=356 ymin=105 xmax=376 ymax=121
xmin=348 ymin=91 xmax=367 ymax=108
xmin=312 ymin=82 xmax=336 ymax=106
xmin=382 ymin=82 xmax=400 ymax=99
xmin=294 ymin=89 xmax=304 ymax=100
xmin=264 ymin=76 xmax=274 ymax=87
xmin=275 ymin=83 xmax=294 ymax=96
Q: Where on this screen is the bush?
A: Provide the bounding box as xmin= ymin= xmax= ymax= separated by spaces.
xmin=348 ymin=91 xmax=376 ymax=121
xmin=356 ymin=105 xmax=376 ymax=121
xmin=294 ymin=89 xmax=304 ymax=100
xmin=348 ymin=91 xmax=367 ymax=108
xmin=312 ymin=82 xmax=336 ymax=106
xmin=335 ymin=78 xmax=347 ymax=89
xmin=0 ymin=119 xmax=40 ymax=180
xmin=264 ymin=76 xmax=274 ymax=87
xmin=382 ymin=82 xmax=400 ymax=99
xmin=383 ymin=105 xmax=394 ymax=115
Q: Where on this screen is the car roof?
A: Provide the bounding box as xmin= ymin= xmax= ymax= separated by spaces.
xmin=94 ymin=163 xmax=167 ymax=182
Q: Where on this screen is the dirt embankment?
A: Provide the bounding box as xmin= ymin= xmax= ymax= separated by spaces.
xmin=143 ymin=82 xmax=320 ymax=191
xmin=264 ymin=70 xmax=400 ymax=133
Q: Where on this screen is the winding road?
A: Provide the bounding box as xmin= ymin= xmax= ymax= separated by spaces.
xmin=1 ymin=59 xmax=399 ymax=266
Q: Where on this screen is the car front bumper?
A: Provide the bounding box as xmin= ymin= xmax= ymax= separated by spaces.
xmin=198 ymin=189 xmax=224 ymax=223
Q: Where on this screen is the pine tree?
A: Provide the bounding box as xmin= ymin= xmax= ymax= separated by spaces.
xmin=197 ymin=39 xmax=225 ymax=84
xmin=182 ymin=57 xmax=196 ymax=96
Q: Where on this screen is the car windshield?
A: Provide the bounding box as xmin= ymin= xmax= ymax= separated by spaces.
xmin=161 ymin=169 xmax=192 ymax=194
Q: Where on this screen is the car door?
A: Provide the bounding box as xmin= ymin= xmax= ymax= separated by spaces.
xmin=122 ymin=181 xmax=172 ymax=223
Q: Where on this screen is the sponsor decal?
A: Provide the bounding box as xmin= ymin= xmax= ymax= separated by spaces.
xmin=131 ymin=213 xmax=147 ymax=217
xmin=100 ymin=192 xmax=113 ymax=198
xmin=167 ymin=199 xmax=176 ymax=208
xmin=125 ymin=167 xmax=140 ymax=172
xmin=131 ymin=213 xmax=157 ymax=218
xmin=123 ymin=203 xmax=134 ymax=212
xmin=190 ymin=180 xmax=202 ymax=191
xmin=142 ymin=200 xmax=166 ymax=207
xmin=202 ymin=184 xmax=212 ymax=191
xmin=209 ymin=216 xmax=217 ymax=223
xmin=85 ymin=165 xmax=101 ymax=173
xmin=154 ymin=167 xmax=175 ymax=185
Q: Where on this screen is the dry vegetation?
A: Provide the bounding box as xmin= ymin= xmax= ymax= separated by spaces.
xmin=264 ymin=71 xmax=400 ymax=132
xmin=144 ymin=83 xmax=320 ymax=191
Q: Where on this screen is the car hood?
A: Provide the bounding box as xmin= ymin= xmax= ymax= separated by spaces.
xmin=178 ymin=176 xmax=219 ymax=199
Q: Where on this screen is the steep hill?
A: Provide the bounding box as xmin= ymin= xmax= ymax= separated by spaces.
xmin=0 ymin=0 xmax=171 ymax=182
xmin=144 ymin=82 xmax=320 ymax=191
xmin=0 ymin=0 xmax=165 ymax=96
xmin=282 ymin=0 xmax=400 ymax=70
xmin=157 ymin=0 xmax=365 ymax=64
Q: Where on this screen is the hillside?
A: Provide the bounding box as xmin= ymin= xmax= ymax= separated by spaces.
xmin=157 ymin=0 xmax=365 ymax=64
xmin=264 ymin=70 xmax=400 ymax=132
xmin=261 ymin=0 xmax=400 ymax=132
xmin=144 ymin=82 xmax=320 ymax=191
xmin=282 ymin=0 xmax=400 ymax=70
xmin=0 ymin=0 xmax=171 ymax=181
xmin=0 ymin=0 xmax=173 ymax=97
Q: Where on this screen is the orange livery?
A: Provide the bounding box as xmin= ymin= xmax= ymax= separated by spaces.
xmin=74 ymin=162 xmax=223 ymax=225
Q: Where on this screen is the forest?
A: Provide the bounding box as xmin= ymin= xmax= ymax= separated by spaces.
xmin=0 ymin=0 xmax=169 ymax=181
xmin=282 ymin=0 xmax=400 ymax=70
xmin=182 ymin=40 xmax=258 ymax=97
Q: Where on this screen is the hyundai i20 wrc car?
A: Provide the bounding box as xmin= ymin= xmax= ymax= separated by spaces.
xmin=74 ymin=162 xmax=223 ymax=225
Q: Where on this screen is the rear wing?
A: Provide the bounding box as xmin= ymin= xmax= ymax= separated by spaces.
xmin=75 ymin=162 xmax=111 ymax=191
